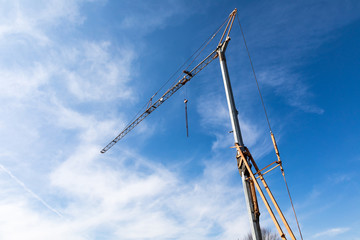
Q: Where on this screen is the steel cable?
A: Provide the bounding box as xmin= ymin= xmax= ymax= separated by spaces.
xmin=236 ymin=14 xmax=304 ymax=240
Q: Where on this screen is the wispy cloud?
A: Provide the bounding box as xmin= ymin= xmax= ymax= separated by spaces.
xmin=117 ymin=0 xmax=194 ymax=36
xmin=257 ymin=67 xmax=324 ymax=114
xmin=237 ymin=0 xmax=360 ymax=115
xmin=0 ymin=63 xmax=50 ymax=99
xmin=48 ymin=145 xmax=249 ymax=239
xmin=58 ymin=41 xmax=136 ymax=102
xmin=0 ymin=163 xmax=62 ymax=217
xmin=196 ymin=90 xmax=271 ymax=160
xmin=0 ymin=1 xmax=251 ymax=239
xmin=313 ymin=227 xmax=350 ymax=238
xmin=0 ymin=0 xmax=87 ymax=43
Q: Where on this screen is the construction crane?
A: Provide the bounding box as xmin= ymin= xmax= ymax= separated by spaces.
xmin=101 ymin=9 xmax=299 ymax=240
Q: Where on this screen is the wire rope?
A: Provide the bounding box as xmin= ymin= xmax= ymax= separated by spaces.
xmin=236 ymin=14 xmax=304 ymax=240
xmin=236 ymin=15 xmax=272 ymax=132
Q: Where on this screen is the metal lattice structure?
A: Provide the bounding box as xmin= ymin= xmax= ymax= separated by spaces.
xmin=100 ymin=47 xmax=219 ymax=153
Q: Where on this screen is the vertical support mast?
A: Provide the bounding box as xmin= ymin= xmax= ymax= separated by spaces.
xmin=218 ymin=41 xmax=262 ymax=240
xmin=217 ymin=10 xmax=296 ymax=239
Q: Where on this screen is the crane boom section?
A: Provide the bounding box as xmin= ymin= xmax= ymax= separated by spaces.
xmin=100 ymin=48 xmax=219 ymax=153
xmin=101 ymin=8 xmax=237 ymax=154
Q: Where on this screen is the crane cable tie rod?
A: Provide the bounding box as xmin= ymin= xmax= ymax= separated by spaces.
xmin=236 ymin=13 xmax=304 ymax=240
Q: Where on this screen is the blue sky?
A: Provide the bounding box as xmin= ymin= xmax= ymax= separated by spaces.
xmin=0 ymin=0 xmax=359 ymax=239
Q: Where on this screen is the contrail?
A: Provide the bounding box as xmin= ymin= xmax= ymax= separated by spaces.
xmin=0 ymin=163 xmax=63 ymax=218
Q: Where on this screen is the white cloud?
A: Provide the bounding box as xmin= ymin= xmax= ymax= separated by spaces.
xmin=313 ymin=227 xmax=350 ymax=238
xmin=117 ymin=0 xmax=192 ymax=35
xmin=59 ymin=41 xmax=135 ymax=102
xmin=257 ymin=68 xmax=324 ymax=114
xmin=0 ymin=201 xmax=81 ymax=240
xmin=46 ymin=145 xmax=248 ymax=239
xmin=0 ymin=1 xmax=251 ymax=237
xmin=197 ymin=91 xmax=263 ymax=151
xmin=0 ymin=0 xmax=91 ymax=42
xmin=0 ymin=0 xmax=81 ymax=44
xmin=0 ymin=100 xmax=250 ymax=239
xmin=0 ymin=163 xmax=62 ymax=217
xmin=0 ymin=63 xmax=50 ymax=99
xmin=237 ymin=1 xmax=360 ymax=115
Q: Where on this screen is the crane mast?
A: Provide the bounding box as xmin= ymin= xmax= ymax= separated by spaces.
xmin=101 ymin=9 xmax=298 ymax=240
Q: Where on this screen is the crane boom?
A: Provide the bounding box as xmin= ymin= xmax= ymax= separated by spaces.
xmin=100 ymin=48 xmax=220 ymax=153
xmin=101 ymin=8 xmax=237 ymax=154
